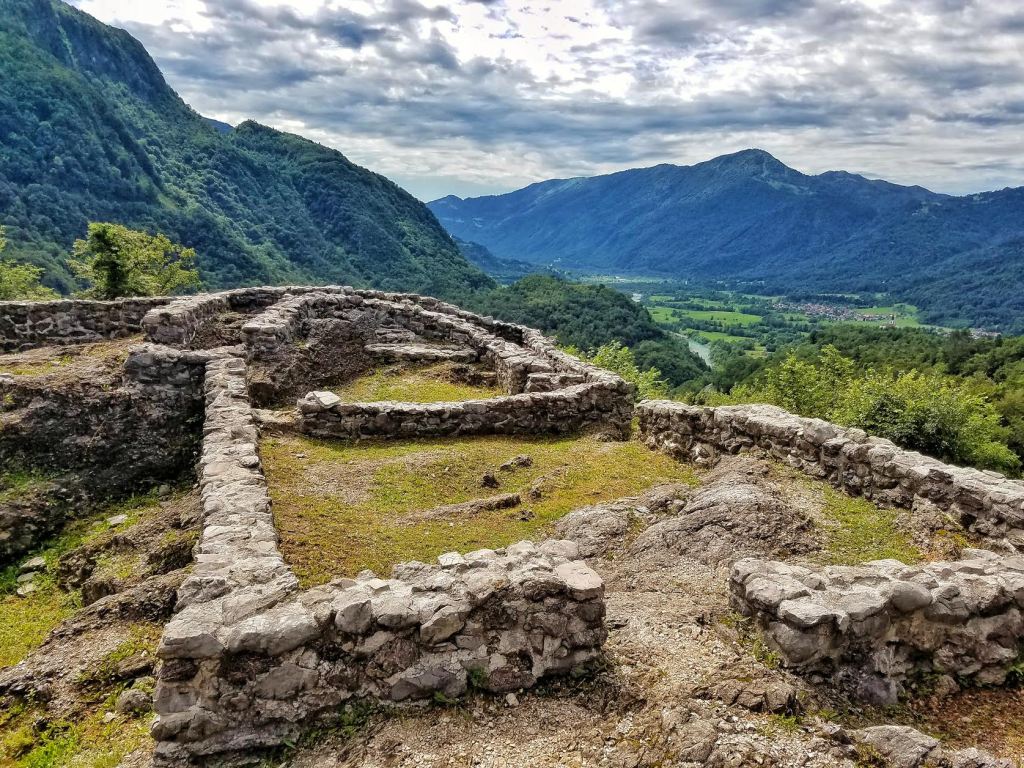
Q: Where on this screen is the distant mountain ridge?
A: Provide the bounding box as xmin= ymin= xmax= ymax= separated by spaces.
xmin=429 ymin=150 xmax=1024 ymax=331
xmin=0 ymin=0 xmax=491 ymax=299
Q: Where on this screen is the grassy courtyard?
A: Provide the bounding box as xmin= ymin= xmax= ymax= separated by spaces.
xmin=263 ymin=433 xmax=699 ymax=585
xmin=331 ymin=362 xmax=503 ymax=403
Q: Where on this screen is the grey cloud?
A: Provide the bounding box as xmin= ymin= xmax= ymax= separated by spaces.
xmin=84 ymin=0 xmax=1024 ymax=198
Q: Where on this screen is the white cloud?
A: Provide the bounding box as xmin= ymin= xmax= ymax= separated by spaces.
xmin=69 ymin=0 xmax=1024 ymax=199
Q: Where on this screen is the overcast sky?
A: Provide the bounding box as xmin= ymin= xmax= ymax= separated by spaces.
xmin=70 ymin=0 xmax=1024 ymax=201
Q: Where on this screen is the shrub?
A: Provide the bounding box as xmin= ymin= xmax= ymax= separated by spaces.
xmin=574 ymin=341 xmax=669 ymax=401
xmin=71 ymin=223 xmax=200 ymax=299
xmin=734 ymin=346 xmax=1019 ymax=474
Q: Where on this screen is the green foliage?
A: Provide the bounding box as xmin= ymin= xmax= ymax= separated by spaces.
xmin=758 ymin=327 xmax=1024 ymax=472
xmin=475 ymin=275 xmax=706 ymax=387
xmin=574 ymin=341 xmax=669 ymax=401
xmin=0 ymin=226 xmax=57 ymax=300
xmin=70 ymin=222 xmax=199 ymax=298
xmin=0 ymin=0 xmax=491 ymax=299
xmin=732 ymin=346 xmax=1019 ymax=474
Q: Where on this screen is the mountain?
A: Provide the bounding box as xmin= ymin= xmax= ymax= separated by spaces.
xmin=429 ymin=150 xmax=1024 ymax=331
xmin=0 ymin=0 xmax=492 ymax=298
xmin=454 ymin=237 xmax=538 ymax=283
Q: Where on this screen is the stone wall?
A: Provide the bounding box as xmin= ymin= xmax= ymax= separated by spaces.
xmin=0 ymin=297 xmax=169 ymax=350
xmin=0 ymin=344 xmax=208 ymax=564
xmin=236 ymin=290 xmax=636 ymax=438
xmin=636 ymin=402 xmax=1024 ymax=549
xmin=297 ymin=381 xmax=634 ymax=440
xmin=730 ymin=552 xmax=1024 ymax=704
xmin=152 ymin=352 xmax=607 ymax=762
xmin=141 ymin=286 xmax=349 ymax=348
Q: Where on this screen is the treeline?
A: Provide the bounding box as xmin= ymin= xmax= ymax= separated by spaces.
xmin=473 ymin=275 xmax=708 ymax=387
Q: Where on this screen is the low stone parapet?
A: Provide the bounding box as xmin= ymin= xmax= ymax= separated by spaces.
xmin=364 ymin=342 xmax=478 ymax=364
xmin=152 ymin=541 xmax=605 ymax=761
xmin=730 ymin=552 xmax=1024 ymax=703
xmin=141 ymin=286 xmax=350 ymax=348
xmin=296 ymin=380 xmax=634 ymax=440
xmin=637 ymin=401 xmax=1024 ymax=548
xmin=0 ymin=297 xmax=169 ymax=350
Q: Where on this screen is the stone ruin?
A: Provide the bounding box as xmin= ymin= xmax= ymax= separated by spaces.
xmin=0 ymin=286 xmax=626 ymax=762
xmin=4 ymin=293 xmax=1024 ymax=765
xmin=638 ymin=400 xmax=1024 ymax=707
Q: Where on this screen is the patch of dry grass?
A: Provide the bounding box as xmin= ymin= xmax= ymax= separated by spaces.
xmin=263 ymin=433 xmax=698 ymax=585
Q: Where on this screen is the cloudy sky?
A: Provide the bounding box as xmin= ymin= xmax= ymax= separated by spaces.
xmin=70 ymin=0 xmax=1024 ymax=201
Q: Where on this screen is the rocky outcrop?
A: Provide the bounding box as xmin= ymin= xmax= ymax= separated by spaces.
xmin=846 ymin=726 xmax=1014 ymax=768
xmin=637 ymin=402 xmax=1024 ymax=549
xmin=631 ymin=462 xmax=817 ymax=565
xmin=730 ymin=552 xmax=1024 ymax=703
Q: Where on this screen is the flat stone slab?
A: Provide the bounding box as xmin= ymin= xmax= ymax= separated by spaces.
xmin=364 ymin=342 xmax=477 ymax=363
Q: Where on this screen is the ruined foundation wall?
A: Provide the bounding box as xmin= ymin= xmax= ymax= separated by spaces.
xmin=636 ymin=401 xmax=1024 ymax=548
xmin=297 ymin=381 xmax=634 ymax=440
xmin=152 ymin=353 xmax=607 ymax=762
xmin=730 ymin=552 xmax=1024 ymax=704
xmin=0 ymin=297 xmax=169 ymax=350
xmin=0 ymin=345 xmax=208 ymax=564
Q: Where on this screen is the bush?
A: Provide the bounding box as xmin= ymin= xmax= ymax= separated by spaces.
xmin=733 ymin=346 xmax=1019 ymax=474
xmin=70 ymin=223 xmax=200 ymax=299
xmin=0 ymin=226 xmax=57 ymax=300
xmin=573 ymin=341 xmax=669 ymax=401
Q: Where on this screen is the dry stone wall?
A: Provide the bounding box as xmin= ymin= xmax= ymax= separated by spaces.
xmin=730 ymin=552 xmax=1024 ymax=704
xmin=1 ymin=287 xmax=623 ymax=762
xmin=0 ymin=297 xmax=169 ymax=350
xmin=152 ymin=348 xmax=606 ymax=762
xmin=637 ymin=401 xmax=1024 ymax=549
xmin=298 ymin=381 xmax=633 ymax=440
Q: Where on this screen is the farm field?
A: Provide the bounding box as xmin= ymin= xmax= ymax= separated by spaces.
xmin=595 ymin=278 xmax=935 ymax=368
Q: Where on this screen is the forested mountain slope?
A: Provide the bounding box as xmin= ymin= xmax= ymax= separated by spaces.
xmin=430 ymin=150 xmax=1024 ymax=330
xmin=0 ymin=0 xmax=491 ymax=298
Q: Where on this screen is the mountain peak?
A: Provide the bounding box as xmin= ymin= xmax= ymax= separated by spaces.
xmin=706 ymin=148 xmax=790 ymax=174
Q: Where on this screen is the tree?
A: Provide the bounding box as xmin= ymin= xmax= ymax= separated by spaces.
xmin=574 ymin=341 xmax=669 ymax=401
xmin=70 ymin=223 xmax=200 ymax=299
xmin=0 ymin=226 xmax=58 ymax=300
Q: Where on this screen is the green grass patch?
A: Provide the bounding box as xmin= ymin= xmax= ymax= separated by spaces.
xmin=0 ymin=491 xmax=163 ymax=669
xmin=646 ymin=306 xmax=679 ymax=323
xmin=263 ymin=434 xmax=698 ymax=585
xmin=332 ymin=363 xmax=502 ymax=404
xmin=677 ymin=309 xmax=762 ymax=325
xmin=686 ymin=329 xmax=751 ymax=344
xmin=0 ymin=701 xmax=151 ymax=768
xmin=0 ymin=471 xmax=50 ymax=504
xmin=0 ymin=356 xmax=74 ymax=377
xmin=0 ymin=579 xmax=75 ymax=669
xmin=817 ymin=487 xmax=921 ymax=565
